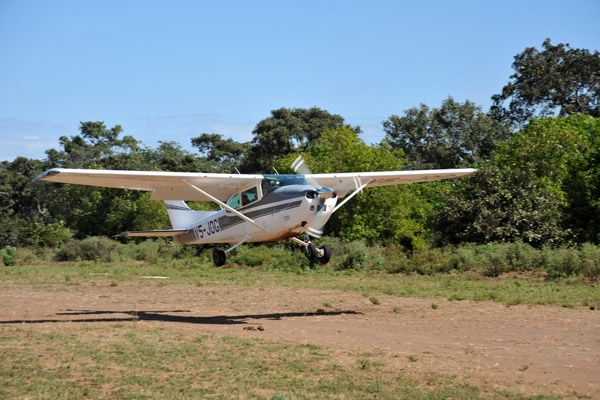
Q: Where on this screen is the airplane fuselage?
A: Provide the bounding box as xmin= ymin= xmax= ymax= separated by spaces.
xmin=174 ymin=184 xmax=338 ymax=244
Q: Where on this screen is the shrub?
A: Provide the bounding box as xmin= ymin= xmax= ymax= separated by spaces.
xmin=382 ymin=247 xmax=410 ymax=273
xmin=1 ymin=246 xmax=17 ymax=266
xmin=454 ymin=245 xmax=479 ymax=271
xmin=473 ymin=243 xmax=509 ymax=277
xmin=232 ymin=245 xmax=271 ymax=267
xmin=169 ymin=243 xmax=208 ymax=259
xmin=56 ymin=236 xmax=121 ymax=262
xmin=544 ymin=246 xmax=582 ymax=279
xmin=581 ymin=243 xmax=600 ymax=279
xmin=264 ymin=245 xmax=304 ymax=270
xmin=17 ymin=221 xmax=73 ymax=247
xmin=504 ymin=241 xmax=542 ymax=271
xmin=117 ymin=239 xmax=194 ymax=262
xmin=221 ymin=243 xmax=303 ymax=269
xmin=139 ymin=241 xmax=160 ymax=262
xmin=410 ymin=247 xmax=460 ymax=275
xmin=334 ymin=239 xmax=384 ymax=271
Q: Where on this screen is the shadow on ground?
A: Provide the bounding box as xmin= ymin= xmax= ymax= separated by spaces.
xmin=0 ymin=309 xmax=361 ymax=326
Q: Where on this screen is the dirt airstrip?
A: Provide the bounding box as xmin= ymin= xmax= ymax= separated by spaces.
xmin=1 ymin=281 xmax=599 ymax=398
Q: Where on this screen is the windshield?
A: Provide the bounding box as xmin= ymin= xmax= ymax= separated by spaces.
xmin=262 ymin=174 xmax=308 ymax=195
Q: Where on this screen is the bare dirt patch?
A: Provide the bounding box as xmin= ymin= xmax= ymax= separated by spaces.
xmin=1 ymin=282 xmax=598 ymax=398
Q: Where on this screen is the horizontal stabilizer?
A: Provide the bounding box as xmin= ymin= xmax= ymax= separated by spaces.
xmin=114 ymin=229 xmax=187 ymax=238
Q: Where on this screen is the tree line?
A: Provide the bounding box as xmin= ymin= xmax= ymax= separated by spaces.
xmin=1 ymin=38 xmax=599 ymax=251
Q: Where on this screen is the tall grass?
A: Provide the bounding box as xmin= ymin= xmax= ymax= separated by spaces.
xmin=6 ymin=237 xmax=600 ymax=280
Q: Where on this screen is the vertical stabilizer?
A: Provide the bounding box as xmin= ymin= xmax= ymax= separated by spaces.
xmin=164 ymin=200 xmax=213 ymax=229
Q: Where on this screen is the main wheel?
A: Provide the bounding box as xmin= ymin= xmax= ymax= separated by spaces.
xmin=317 ymin=244 xmax=331 ymax=264
xmin=212 ymin=248 xmax=227 ymax=267
xmin=305 ymin=243 xmax=318 ymax=261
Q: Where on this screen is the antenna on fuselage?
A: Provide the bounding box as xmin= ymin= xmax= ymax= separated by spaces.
xmin=234 ymin=166 xmax=241 ymax=174
xmin=272 ymin=167 xmax=280 ymax=175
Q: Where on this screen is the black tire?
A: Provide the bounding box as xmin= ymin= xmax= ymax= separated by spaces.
xmin=317 ymin=244 xmax=331 ymax=264
xmin=305 ymin=243 xmax=318 ymax=261
xmin=212 ymin=248 xmax=227 ymax=267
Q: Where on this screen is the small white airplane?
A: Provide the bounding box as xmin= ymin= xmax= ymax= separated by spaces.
xmin=34 ymin=157 xmax=476 ymax=266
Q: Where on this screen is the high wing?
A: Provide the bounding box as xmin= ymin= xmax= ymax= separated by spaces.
xmin=33 ymin=168 xmax=263 ymax=202
xmin=34 ymin=167 xmax=477 ymax=201
xmin=305 ymin=168 xmax=476 ymax=197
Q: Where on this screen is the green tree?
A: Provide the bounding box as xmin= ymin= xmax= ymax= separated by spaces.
xmin=191 ymin=133 xmax=249 ymax=172
xmin=494 ymin=115 xmax=594 ymax=182
xmin=243 ymin=107 xmax=360 ymax=173
xmin=46 ymin=121 xmax=140 ymax=168
xmin=17 ymin=221 xmax=73 ymax=247
xmin=562 ymin=152 xmax=600 ymax=243
xmin=383 ymin=97 xmax=509 ymax=169
xmin=491 ymin=39 xmax=600 ymax=128
xmin=430 ymin=165 xmax=566 ymax=247
xmin=436 ymin=116 xmax=600 ymax=246
xmin=495 ymin=115 xmax=600 ymax=242
xmin=40 ymin=122 xmax=171 ymax=238
xmin=3 ymin=122 xmax=224 ymax=243
xmin=0 ymin=157 xmax=52 ymax=246
xmin=145 ymin=141 xmax=214 ymax=172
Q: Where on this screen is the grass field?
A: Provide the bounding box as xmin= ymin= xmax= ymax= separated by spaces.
xmin=1 ymin=260 xmax=597 ymax=399
xmin=0 ymin=324 xmax=563 ymax=400
xmin=2 ymin=258 xmax=598 ymax=308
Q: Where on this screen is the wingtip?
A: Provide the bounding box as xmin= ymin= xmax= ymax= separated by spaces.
xmin=32 ymin=168 xmax=61 ymax=182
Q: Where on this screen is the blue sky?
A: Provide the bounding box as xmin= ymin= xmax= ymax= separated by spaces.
xmin=1 ymin=0 xmax=599 ymax=161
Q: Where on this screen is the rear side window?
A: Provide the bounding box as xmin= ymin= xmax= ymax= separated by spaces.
xmin=227 ymin=193 xmax=240 ymax=209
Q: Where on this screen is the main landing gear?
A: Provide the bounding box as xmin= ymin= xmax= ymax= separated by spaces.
xmin=212 ymin=248 xmax=227 ymax=267
xmin=212 ymin=234 xmax=251 ymax=267
xmin=305 ymin=242 xmax=331 ymax=264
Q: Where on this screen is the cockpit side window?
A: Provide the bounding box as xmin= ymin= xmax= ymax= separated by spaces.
xmin=241 ymin=187 xmax=258 ymax=207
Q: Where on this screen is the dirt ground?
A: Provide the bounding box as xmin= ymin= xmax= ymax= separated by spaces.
xmin=1 ymin=281 xmax=598 ymax=398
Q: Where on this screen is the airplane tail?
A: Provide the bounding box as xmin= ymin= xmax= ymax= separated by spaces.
xmin=164 ymin=200 xmax=214 ymax=229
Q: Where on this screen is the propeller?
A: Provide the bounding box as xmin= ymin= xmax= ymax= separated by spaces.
xmin=293 ymin=156 xmax=364 ymax=197
xmin=292 ymin=156 xmax=334 ymax=238
xmin=291 ymin=156 xmax=318 ymax=186
xmin=291 ymin=155 xmax=370 ymax=238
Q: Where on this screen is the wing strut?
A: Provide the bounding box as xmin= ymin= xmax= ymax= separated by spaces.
xmin=331 ymin=179 xmax=373 ymax=214
xmin=225 ymin=234 xmax=252 ymax=254
xmin=182 ymin=179 xmax=269 ymax=232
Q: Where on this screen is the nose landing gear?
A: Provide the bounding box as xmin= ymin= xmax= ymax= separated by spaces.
xmin=292 ymin=237 xmax=331 ymax=264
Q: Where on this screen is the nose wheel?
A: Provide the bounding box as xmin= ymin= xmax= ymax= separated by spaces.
xmin=315 ymin=244 xmax=331 ymax=264
xmin=293 ymin=237 xmax=331 ymax=264
xmin=305 ymin=243 xmax=318 ymax=260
